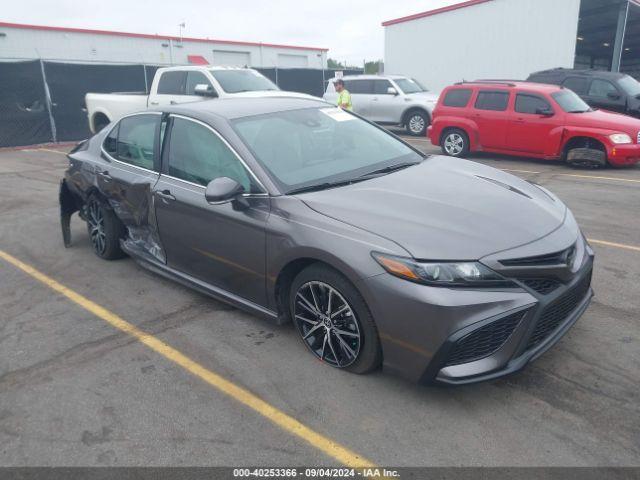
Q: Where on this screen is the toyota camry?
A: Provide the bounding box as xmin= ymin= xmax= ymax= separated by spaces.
xmin=59 ymin=97 xmax=594 ymax=384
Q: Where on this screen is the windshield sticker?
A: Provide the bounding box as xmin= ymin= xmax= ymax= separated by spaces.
xmin=321 ymin=108 xmax=355 ymax=122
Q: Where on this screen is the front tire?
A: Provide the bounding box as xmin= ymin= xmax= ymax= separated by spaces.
xmin=85 ymin=195 xmax=126 ymax=260
xmin=441 ymin=128 xmax=470 ymax=157
xmin=405 ymin=110 xmax=429 ymax=136
xmin=290 ymin=264 xmax=381 ymax=374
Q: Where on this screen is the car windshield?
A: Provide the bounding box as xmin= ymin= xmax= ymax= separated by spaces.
xmin=233 ymin=107 xmax=423 ymax=193
xmin=209 ymin=69 xmax=279 ymax=93
xmin=618 ymin=75 xmax=640 ymax=97
xmin=551 ymin=90 xmax=592 ymax=113
xmin=395 ymin=78 xmax=428 ymax=94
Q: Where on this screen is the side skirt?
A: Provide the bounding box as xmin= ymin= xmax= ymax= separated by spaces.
xmin=120 ymin=241 xmax=282 ymax=324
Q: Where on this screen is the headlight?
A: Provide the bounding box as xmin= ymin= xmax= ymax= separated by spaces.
xmin=372 ymin=253 xmax=513 ymax=288
xmin=609 ymin=133 xmax=632 ymax=144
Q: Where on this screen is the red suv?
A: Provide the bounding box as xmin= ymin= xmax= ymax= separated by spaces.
xmin=428 ymin=81 xmax=640 ymax=167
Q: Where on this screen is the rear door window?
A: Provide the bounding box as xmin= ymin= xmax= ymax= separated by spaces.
xmin=157 ymin=71 xmax=186 ymax=95
xmin=515 ymin=94 xmax=552 ymax=114
xmin=443 ymin=89 xmax=472 ymax=107
xmin=562 ymin=77 xmax=589 ymax=95
xmin=104 ymin=123 xmax=119 ymax=156
xmin=114 ymin=114 xmax=159 ymax=170
xmin=344 ymin=80 xmax=374 ymax=94
xmin=474 ymin=91 xmax=510 ymax=111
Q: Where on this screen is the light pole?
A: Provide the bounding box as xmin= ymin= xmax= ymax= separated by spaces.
xmin=178 ymin=21 xmax=185 ymax=44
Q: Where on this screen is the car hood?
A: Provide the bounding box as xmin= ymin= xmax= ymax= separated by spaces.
xmin=298 ymin=157 xmax=567 ymax=260
xmin=573 ymin=109 xmax=640 ymax=134
xmin=406 ymin=91 xmax=439 ymax=104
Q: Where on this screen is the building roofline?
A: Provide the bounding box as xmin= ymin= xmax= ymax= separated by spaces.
xmin=382 ymin=0 xmax=495 ymax=27
xmin=0 ymin=21 xmax=329 ymax=52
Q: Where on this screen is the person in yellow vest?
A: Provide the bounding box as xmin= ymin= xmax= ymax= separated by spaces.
xmin=333 ymin=79 xmax=353 ymax=111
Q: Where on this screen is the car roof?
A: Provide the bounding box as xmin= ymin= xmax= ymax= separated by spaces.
xmin=158 ymin=65 xmax=256 ymax=72
xmin=530 ymin=68 xmax=627 ymax=80
xmin=448 ymin=81 xmax=563 ymax=93
xmin=329 ymin=74 xmax=408 ymax=81
xmin=160 ymin=96 xmax=331 ymax=121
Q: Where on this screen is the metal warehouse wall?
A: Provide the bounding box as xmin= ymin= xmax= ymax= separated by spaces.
xmin=384 ymin=0 xmax=581 ymax=93
xmin=0 ymin=25 xmax=327 ymax=68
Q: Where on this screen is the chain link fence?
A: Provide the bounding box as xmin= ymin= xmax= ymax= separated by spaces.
xmin=0 ymin=58 xmax=362 ymax=148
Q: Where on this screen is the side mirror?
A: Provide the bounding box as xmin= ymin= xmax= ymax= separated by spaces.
xmin=194 ymin=84 xmax=217 ymax=97
xmin=205 ymin=177 xmax=245 ymax=204
xmin=536 ymin=107 xmax=554 ymax=116
xmin=387 ymin=87 xmax=399 ymax=96
xmin=607 ymin=92 xmax=621 ymax=100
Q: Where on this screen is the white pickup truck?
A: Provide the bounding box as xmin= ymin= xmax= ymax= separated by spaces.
xmin=86 ymin=65 xmax=310 ymax=133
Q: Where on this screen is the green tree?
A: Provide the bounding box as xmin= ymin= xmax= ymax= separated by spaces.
xmin=327 ymin=58 xmax=345 ymax=69
xmin=364 ymin=60 xmax=383 ymax=74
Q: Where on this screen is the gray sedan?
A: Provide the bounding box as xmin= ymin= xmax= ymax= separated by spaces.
xmin=59 ymin=97 xmax=594 ymax=384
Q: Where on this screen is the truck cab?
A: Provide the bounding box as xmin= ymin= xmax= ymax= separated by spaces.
xmin=86 ymin=66 xmax=309 ymax=133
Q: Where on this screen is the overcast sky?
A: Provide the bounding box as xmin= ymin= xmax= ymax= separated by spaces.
xmin=3 ymin=0 xmax=459 ymax=65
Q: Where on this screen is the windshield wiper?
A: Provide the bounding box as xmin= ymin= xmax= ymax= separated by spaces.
xmin=358 ymin=161 xmax=420 ymax=179
xmin=286 ymin=178 xmax=367 ymax=195
xmin=567 ymin=109 xmax=590 ymax=113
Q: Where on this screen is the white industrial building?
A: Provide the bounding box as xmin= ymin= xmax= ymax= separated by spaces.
xmin=383 ymin=0 xmax=640 ymax=93
xmin=0 ymin=21 xmax=328 ymax=68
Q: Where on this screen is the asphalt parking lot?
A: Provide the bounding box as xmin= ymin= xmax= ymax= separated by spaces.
xmin=1 ymin=139 xmax=639 ymax=468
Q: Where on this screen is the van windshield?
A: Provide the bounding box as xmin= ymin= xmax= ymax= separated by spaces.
xmin=618 ymin=75 xmax=640 ymax=97
xmin=551 ymin=90 xmax=592 ymax=113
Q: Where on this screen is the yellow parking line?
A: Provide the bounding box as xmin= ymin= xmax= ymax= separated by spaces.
xmin=0 ymin=250 xmax=375 ymax=468
xmin=500 ymin=169 xmax=640 ymax=184
xmin=21 ymin=148 xmax=68 ymax=155
xmin=501 ymin=168 xmax=542 ymax=174
xmin=587 ymin=239 xmax=640 ymax=253
xmin=559 ymin=173 xmax=640 ymax=184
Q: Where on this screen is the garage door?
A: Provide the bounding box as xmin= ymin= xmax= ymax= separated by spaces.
xmin=277 ymin=54 xmax=309 ymax=68
xmin=212 ymin=50 xmax=251 ymax=66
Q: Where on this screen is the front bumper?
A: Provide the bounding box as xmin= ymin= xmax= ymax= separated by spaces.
xmin=359 ymin=237 xmax=594 ymax=385
xmin=606 ymin=142 xmax=640 ymax=166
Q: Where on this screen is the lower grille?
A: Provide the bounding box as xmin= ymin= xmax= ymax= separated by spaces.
xmin=526 ymin=270 xmax=592 ymax=351
xmin=521 ymin=278 xmax=561 ymax=295
xmin=445 ymin=311 xmax=526 ymax=367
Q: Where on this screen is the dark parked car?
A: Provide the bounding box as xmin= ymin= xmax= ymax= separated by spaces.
xmin=59 ymin=97 xmax=594 ymax=385
xmin=528 ymin=68 xmax=640 ymax=118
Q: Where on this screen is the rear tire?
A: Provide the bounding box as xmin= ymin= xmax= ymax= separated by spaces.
xmin=441 ymin=128 xmax=469 ymax=157
xmin=85 ymin=195 xmax=126 ymax=260
xmin=290 ymin=264 xmax=382 ymax=374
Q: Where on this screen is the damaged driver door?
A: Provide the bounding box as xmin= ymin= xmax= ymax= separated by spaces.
xmin=99 ymin=113 xmax=166 ymax=262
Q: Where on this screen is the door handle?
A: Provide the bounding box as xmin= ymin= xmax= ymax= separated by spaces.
xmin=170 ymin=100 xmax=178 ymax=105
xmin=98 ymin=170 xmax=112 ymax=181
xmin=149 ymin=101 xmax=159 ymax=106
xmin=156 ymin=189 xmax=176 ymax=202
xmin=372 ymin=97 xmax=379 ymax=101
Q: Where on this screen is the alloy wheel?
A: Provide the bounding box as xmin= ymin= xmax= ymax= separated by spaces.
xmin=409 ymin=114 xmax=426 ymax=134
xmin=87 ymin=200 xmax=107 ymax=256
xmin=294 ymin=281 xmax=361 ymax=368
xmin=444 ymin=133 xmax=465 ymax=155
